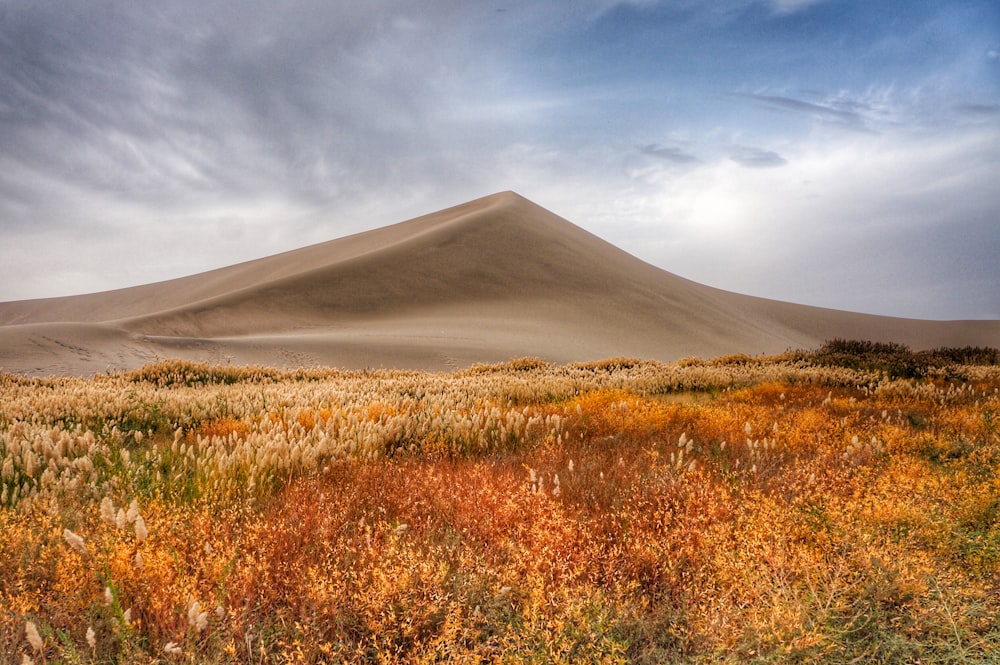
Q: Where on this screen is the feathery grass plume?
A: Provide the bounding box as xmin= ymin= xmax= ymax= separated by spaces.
xmin=115 ymin=508 xmax=128 ymax=530
xmin=99 ymin=497 xmax=115 ymax=524
xmin=86 ymin=626 xmax=96 ymax=650
xmin=25 ymin=621 xmax=43 ymax=652
xmin=126 ymin=499 xmax=139 ymax=523
xmin=103 ymin=587 xmax=113 ymax=606
xmin=188 ymin=599 xmax=208 ymax=632
xmin=21 ymin=655 xmax=34 ymax=665
xmin=394 ymin=523 xmax=409 ymax=536
xmin=163 ymin=642 xmax=182 ymax=655
xmin=134 ymin=515 xmax=148 ymax=542
xmin=63 ymin=528 xmax=87 ymax=555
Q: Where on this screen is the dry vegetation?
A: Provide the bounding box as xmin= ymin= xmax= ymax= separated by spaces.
xmin=2 ymin=343 xmax=999 ymax=663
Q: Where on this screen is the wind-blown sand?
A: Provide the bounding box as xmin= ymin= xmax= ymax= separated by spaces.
xmin=1 ymin=192 xmax=997 ymax=376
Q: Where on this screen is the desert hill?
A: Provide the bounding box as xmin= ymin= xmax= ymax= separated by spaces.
xmin=1 ymin=191 xmax=997 ymax=376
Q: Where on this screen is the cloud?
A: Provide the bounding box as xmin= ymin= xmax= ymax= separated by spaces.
xmin=0 ymin=2 xmax=477 ymax=295
xmin=956 ymin=104 xmax=1000 ymax=117
xmin=734 ymin=92 xmax=868 ymax=129
xmin=592 ymin=0 xmax=829 ymax=21
xmin=639 ymin=144 xmax=699 ymax=164
xmin=0 ymin=2 xmax=496 ymax=193
xmin=728 ymin=145 xmax=787 ymax=168
xmin=595 ymin=125 xmax=1000 ymax=319
xmin=769 ymin=0 xmax=827 ymax=15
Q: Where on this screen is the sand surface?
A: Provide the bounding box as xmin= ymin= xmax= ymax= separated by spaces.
xmin=2 ymin=192 xmax=998 ymax=376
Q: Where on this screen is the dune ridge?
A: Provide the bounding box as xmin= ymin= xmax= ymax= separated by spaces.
xmin=1 ymin=191 xmax=997 ymax=376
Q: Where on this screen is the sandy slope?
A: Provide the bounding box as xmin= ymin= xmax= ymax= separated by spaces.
xmin=1 ymin=192 xmax=997 ymax=376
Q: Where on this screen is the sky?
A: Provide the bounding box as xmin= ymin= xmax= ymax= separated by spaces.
xmin=1 ymin=0 xmax=998 ymax=320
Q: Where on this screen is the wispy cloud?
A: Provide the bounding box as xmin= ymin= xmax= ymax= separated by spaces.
xmin=584 ymin=125 xmax=1000 ymax=319
xmin=956 ymin=103 xmax=1000 ymax=117
xmin=769 ymin=0 xmax=828 ymax=15
xmin=728 ymin=145 xmax=787 ymax=168
xmin=639 ymin=144 xmax=699 ymax=164
xmin=734 ymin=92 xmax=869 ymax=129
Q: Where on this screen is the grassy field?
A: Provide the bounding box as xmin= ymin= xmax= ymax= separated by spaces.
xmin=2 ymin=344 xmax=999 ymax=663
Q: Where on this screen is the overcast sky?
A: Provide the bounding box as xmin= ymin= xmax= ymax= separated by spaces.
xmin=1 ymin=0 xmax=998 ymax=320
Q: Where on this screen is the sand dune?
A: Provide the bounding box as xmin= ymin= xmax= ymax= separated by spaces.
xmin=1 ymin=191 xmax=997 ymax=376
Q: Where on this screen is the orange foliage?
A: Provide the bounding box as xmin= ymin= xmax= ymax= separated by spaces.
xmin=2 ymin=360 xmax=999 ymax=662
xmin=197 ymin=416 xmax=250 ymax=440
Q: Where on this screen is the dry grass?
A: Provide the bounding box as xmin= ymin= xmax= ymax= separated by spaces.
xmin=2 ymin=352 xmax=999 ymax=663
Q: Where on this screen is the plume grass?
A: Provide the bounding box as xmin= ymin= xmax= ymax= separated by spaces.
xmin=1 ymin=348 xmax=999 ymax=662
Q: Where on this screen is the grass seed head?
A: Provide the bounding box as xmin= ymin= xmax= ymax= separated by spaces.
xmin=134 ymin=515 xmax=148 ymax=542
xmin=188 ymin=599 xmax=209 ymax=632
xmin=100 ymin=497 xmax=115 ymax=524
xmin=126 ymin=499 xmax=139 ymax=523
xmin=25 ymin=621 xmax=43 ymax=652
xmin=63 ymin=528 xmax=87 ymax=555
